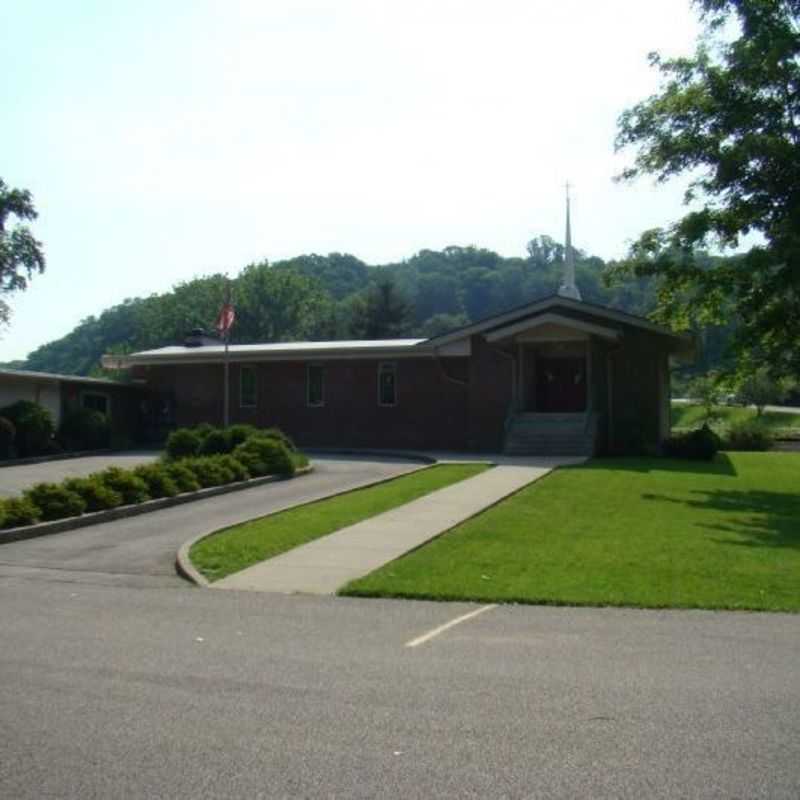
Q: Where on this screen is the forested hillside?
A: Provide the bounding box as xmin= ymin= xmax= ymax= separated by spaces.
xmin=8 ymin=238 xmax=732 ymax=377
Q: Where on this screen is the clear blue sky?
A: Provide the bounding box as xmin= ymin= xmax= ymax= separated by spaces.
xmin=1 ymin=0 xmax=699 ymax=361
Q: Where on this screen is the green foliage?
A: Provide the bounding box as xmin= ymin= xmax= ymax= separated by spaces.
xmin=0 ymin=416 xmax=15 ymax=458
xmin=687 ymin=374 xmax=722 ymax=423
xmin=182 ymin=457 xmax=235 ymax=487
xmin=614 ymin=0 xmax=800 ymax=376
xmin=233 ymin=436 xmax=294 ymax=477
xmin=133 ymin=464 xmax=179 ymax=498
xmin=213 ymin=454 xmax=250 ymax=481
xmin=198 ymin=428 xmax=232 ymax=455
xmin=734 ymin=367 xmax=792 ymax=415
xmin=260 ymin=426 xmax=296 ymax=452
xmin=165 ymin=428 xmax=201 ymax=460
xmin=24 ymin=482 xmax=86 ymax=521
xmin=0 ymin=400 xmax=54 ymax=456
xmin=63 ymin=477 xmax=123 ymax=511
xmin=164 ymin=462 xmax=201 ymax=493
xmin=0 ymin=178 xmax=46 ymax=327
xmin=193 ymin=422 xmax=216 ymax=440
xmin=349 ymin=279 xmax=413 ymax=339
xmin=724 ymin=419 xmax=773 ymax=452
xmin=1 ymin=496 xmax=41 ymax=528
xmin=663 ymin=424 xmax=720 ymax=461
xmin=227 ymin=424 xmax=258 ymax=448
xmin=58 ymin=408 xmax=111 ymax=451
xmin=97 ymin=467 xmax=150 ymax=505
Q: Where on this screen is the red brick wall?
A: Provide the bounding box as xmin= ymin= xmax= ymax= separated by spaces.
xmin=144 ymin=357 xmax=474 ymax=450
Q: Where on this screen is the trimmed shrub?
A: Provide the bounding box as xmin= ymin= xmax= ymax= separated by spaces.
xmin=199 ymin=428 xmax=232 ymax=456
xmin=63 ymin=477 xmax=123 ymax=512
xmin=261 ymin=426 xmax=296 ymax=452
xmin=214 ymin=454 xmax=250 ymax=481
xmin=193 ymin=422 xmax=216 ymax=441
xmin=233 ymin=436 xmax=294 ymax=477
xmin=183 ymin=457 xmax=233 ymax=488
xmin=227 ymin=424 xmax=258 ymax=448
xmin=663 ymin=424 xmax=720 ymax=461
xmin=165 ymin=428 xmax=201 ymax=460
xmin=0 ymin=416 xmax=15 ymax=458
xmin=58 ymin=408 xmax=111 ymax=451
xmin=0 ymin=400 xmax=54 ymax=457
xmin=724 ymin=419 xmax=773 ymax=451
xmin=24 ymin=482 xmax=86 ymax=521
xmin=1 ymin=497 xmax=41 ymax=528
xmin=97 ymin=467 xmax=150 ymax=505
xmin=292 ymin=451 xmax=310 ymax=469
xmin=164 ymin=462 xmax=201 ymax=493
xmin=133 ymin=464 xmax=179 ymax=498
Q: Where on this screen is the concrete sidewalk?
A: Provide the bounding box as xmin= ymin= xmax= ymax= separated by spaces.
xmin=214 ymin=456 xmax=583 ymax=594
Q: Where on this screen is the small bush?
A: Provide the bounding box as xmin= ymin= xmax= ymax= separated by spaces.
xmin=165 ymin=428 xmax=201 ymax=460
xmin=193 ymin=422 xmax=216 ymax=441
xmin=164 ymin=462 xmax=201 ymax=493
xmin=292 ymin=451 xmax=310 ymax=469
xmin=199 ymin=429 xmax=232 ymax=456
xmin=0 ymin=400 xmax=55 ymax=457
xmin=133 ymin=464 xmax=179 ymax=498
xmin=214 ymin=454 xmax=250 ymax=481
xmin=24 ymin=483 xmax=86 ymax=521
xmin=663 ymin=424 xmax=720 ymax=461
xmin=0 ymin=416 xmax=15 ymax=458
xmin=97 ymin=467 xmax=150 ymax=505
xmin=724 ymin=419 xmax=773 ymax=451
xmin=1 ymin=497 xmax=41 ymax=528
xmin=63 ymin=477 xmax=123 ymax=511
xmin=227 ymin=424 xmax=258 ymax=448
xmin=261 ymin=426 xmax=296 ymax=452
xmin=233 ymin=436 xmax=294 ymax=477
xmin=183 ymin=457 xmax=233 ymax=488
xmin=58 ymin=408 xmax=111 ymax=451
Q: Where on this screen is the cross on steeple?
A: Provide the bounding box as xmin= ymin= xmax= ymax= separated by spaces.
xmin=557 ymin=181 xmax=582 ymax=301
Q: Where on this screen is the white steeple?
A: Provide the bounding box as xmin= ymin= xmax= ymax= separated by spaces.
xmin=557 ymin=182 xmax=582 ymax=301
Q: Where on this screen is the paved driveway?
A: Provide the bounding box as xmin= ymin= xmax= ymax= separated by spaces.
xmin=0 ymin=451 xmax=161 ymax=498
xmin=0 ymin=455 xmax=421 ymax=588
xmin=0 ymin=580 xmax=797 ymax=799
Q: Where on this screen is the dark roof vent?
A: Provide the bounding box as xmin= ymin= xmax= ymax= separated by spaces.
xmin=184 ymin=328 xmax=221 ymax=348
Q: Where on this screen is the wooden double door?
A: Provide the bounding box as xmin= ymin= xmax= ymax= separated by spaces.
xmin=532 ymin=355 xmax=587 ymax=413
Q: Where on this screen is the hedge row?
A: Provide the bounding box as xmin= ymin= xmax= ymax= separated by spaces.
xmin=0 ymin=401 xmax=113 ymax=460
xmin=663 ymin=419 xmax=774 ymax=460
xmin=0 ymin=435 xmax=299 ymax=530
xmin=164 ymin=423 xmax=296 ymax=461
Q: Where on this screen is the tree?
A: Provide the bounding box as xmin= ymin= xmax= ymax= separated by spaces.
xmin=349 ymin=279 xmax=413 ymax=339
xmin=735 ymin=366 xmax=793 ymax=415
xmin=688 ymin=372 xmax=722 ymax=422
xmin=0 ymin=178 xmax=46 ymax=327
xmin=613 ymin=0 xmax=800 ymax=377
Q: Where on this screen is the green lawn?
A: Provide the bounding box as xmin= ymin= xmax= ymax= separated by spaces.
xmin=341 ymin=453 xmax=800 ymax=611
xmin=190 ymin=463 xmax=490 ymax=581
xmin=672 ymin=403 xmax=800 ymax=436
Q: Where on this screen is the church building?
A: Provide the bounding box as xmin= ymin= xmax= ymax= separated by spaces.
xmin=105 ymin=197 xmax=691 ymax=455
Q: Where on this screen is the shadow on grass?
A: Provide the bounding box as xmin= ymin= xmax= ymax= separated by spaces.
xmin=574 ymin=453 xmax=737 ymax=477
xmin=642 ymin=488 xmax=800 ymax=550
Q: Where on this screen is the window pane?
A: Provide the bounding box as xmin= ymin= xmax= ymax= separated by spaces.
xmin=241 ymin=367 xmax=256 ymax=407
xmin=378 ymin=364 xmax=396 ymax=405
xmin=307 ymin=365 xmax=324 ymax=406
xmin=82 ymin=393 xmax=108 ymax=415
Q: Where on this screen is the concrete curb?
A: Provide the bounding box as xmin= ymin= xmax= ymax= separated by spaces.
xmin=177 ymin=458 xmax=437 ymax=587
xmin=0 ymin=466 xmax=314 ymax=546
xmin=305 ymin=447 xmax=436 ymax=464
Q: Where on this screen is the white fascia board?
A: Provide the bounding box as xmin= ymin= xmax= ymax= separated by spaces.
xmin=484 ymin=312 xmax=621 ymax=343
xmin=427 ymin=295 xmax=684 ymax=347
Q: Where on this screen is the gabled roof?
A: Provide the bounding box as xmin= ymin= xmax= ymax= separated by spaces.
xmin=425 ymin=294 xmax=687 ymax=348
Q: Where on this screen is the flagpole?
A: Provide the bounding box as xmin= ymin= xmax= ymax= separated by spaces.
xmin=223 ymin=327 xmax=230 ymax=428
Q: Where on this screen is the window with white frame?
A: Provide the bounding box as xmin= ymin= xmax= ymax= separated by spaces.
xmin=240 ymin=366 xmax=257 ymax=408
xmin=307 ymin=364 xmax=325 ymax=407
xmin=378 ymin=362 xmax=397 ymax=406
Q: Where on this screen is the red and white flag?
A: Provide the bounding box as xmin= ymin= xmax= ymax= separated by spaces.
xmin=215 ymin=302 xmax=235 ymax=335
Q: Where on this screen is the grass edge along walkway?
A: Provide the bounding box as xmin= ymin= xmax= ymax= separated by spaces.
xmin=341 ymin=453 xmax=800 ymax=612
xmin=190 ymin=463 xmax=491 ymax=582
